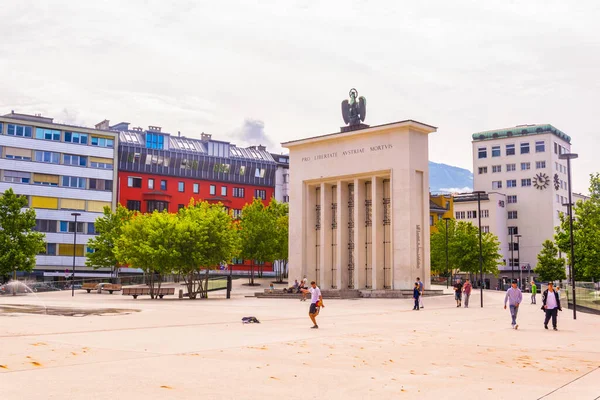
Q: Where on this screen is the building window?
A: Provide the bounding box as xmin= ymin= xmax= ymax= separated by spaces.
xmin=7 ymin=124 xmax=33 ymax=138
xmin=506 ymin=144 xmax=515 ymax=156
xmin=255 ymin=168 xmax=266 ymax=178
xmin=507 ymin=195 xmax=517 ymax=204
xmin=509 ymin=258 xmax=520 ymax=268
xmin=521 ymin=178 xmax=532 ymax=187
xmin=3 ymin=170 xmax=31 ymax=184
xmin=254 ymin=189 xmax=267 ymax=200
xmin=127 ymin=177 xmax=142 ymax=188
xmin=90 ymin=160 xmax=113 ymax=169
xmin=232 ymin=209 xmax=242 ymax=219
xmin=193 ymin=183 xmax=199 ymax=194
xmin=506 ymin=180 xmax=517 ymax=188
xmin=34 ymin=151 xmax=59 ymax=164
xmin=221 ymin=186 xmax=227 ymax=196
xmin=283 ymin=173 xmax=289 ymax=183
xmin=178 ymin=204 xmax=185 ymax=210
xmin=283 ymin=195 xmax=289 ymax=203
xmin=478 ymin=167 xmax=488 ymax=174
xmin=59 ymin=221 xmax=84 ymax=233
xmin=508 ymin=211 xmax=518 ymax=219
xmin=148 ymin=179 xmax=154 ymax=190
xmin=63 ymin=154 xmax=88 ymax=167
xmin=492 ymin=181 xmax=502 ymax=189
xmin=536 ymin=161 xmax=546 ymax=169
xmin=214 ymin=163 xmax=231 ymax=173
xmin=481 ymin=226 xmax=490 ymax=233
xmin=482 ymin=209 xmax=489 ymax=218
xmin=145 ymin=133 xmax=164 ymax=149
xmin=430 ymin=215 xmax=434 ymax=226
xmin=455 ymin=211 xmax=465 ymax=219
xmin=491 ymin=146 xmax=500 ymax=157
xmin=233 ymin=187 xmax=245 ymax=198
xmin=509 ymin=242 xmax=520 ymax=251
xmin=508 ymin=226 xmax=518 ymax=235
xmin=178 ymin=182 xmax=185 ymax=192
xmin=35 ymin=219 xmax=58 ymax=233
xmin=520 ymin=142 xmax=530 ymax=154
xmin=506 ymin=163 xmax=516 ymax=172
xmin=160 ymin=180 xmax=167 ymax=190
xmin=62 ymin=176 xmax=86 ymax=189
xmin=478 ymin=147 xmax=487 ymax=159
xmin=535 ymin=141 xmax=545 ymax=152
xmin=35 ymin=128 xmax=61 ymax=141
xmin=520 ymin=162 xmax=530 ymax=171
xmin=126 ymin=200 xmax=141 ymax=211
xmin=46 ymin=243 xmax=57 ymax=255
xmin=64 ymin=132 xmax=88 ymax=144
xmin=467 ymin=210 xmax=477 ymax=219
xmin=209 ymin=185 xmax=216 ymax=195
xmin=554 ymin=142 xmax=558 ymax=154
xmin=492 ymin=165 xmax=501 ymax=173
xmin=87 ymin=223 xmax=96 ymax=235
xmin=91 ymin=136 xmax=114 ymax=148
xmin=147 ymin=200 xmax=169 ymax=213
xmin=239 ymin=166 xmax=246 ymax=175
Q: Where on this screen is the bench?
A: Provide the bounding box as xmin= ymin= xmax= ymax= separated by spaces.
xmin=82 ymin=283 xmax=98 ymax=293
xmin=122 ymin=287 xmax=175 ymax=299
xmin=102 ymin=284 xmax=122 ymax=294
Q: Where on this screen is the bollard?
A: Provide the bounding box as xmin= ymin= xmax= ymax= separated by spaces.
xmin=178 ymin=289 xmax=183 ymax=299
xmin=227 ymin=276 xmax=232 ymax=299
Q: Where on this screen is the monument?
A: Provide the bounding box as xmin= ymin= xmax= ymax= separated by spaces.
xmin=282 ymin=90 xmax=437 ymax=291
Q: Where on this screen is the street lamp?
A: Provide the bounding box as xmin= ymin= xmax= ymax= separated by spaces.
xmin=515 ymin=234 xmax=522 ymax=290
xmin=473 ymin=190 xmax=486 ymax=307
xmin=559 ymin=152 xmax=578 ymax=320
xmin=443 ymin=217 xmax=452 ymax=289
xmin=70 ymin=212 xmax=81 ymax=297
xmin=510 ymin=231 xmax=515 ymax=281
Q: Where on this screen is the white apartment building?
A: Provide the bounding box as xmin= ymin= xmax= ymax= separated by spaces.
xmin=472 ymin=124 xmax=572 ymax=282
xmin=0 ymin=111 xmax=118 ymax=280
xmin=271 ymin=153 xmax=289 ymax=203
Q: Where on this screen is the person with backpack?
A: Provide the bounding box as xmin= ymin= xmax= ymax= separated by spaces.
xmin=541 ymin=282 xmax=562 ymax=330
xmin=416 ymin=277 xmax=424 ymax=309
xmin=413 ymin=282 xmax=421 ymax=310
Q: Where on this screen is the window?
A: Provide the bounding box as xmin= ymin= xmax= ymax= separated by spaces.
xmin=148 ymin=179 xmax=154 ymax=190
xmin=492 ymin=181 xmax=502 ymax=189
xmin=521 ymin=178 xmax=532 ymax=187
xmin=498 ymin=200 xmax=505 ymax=208
xmin=491 ymin=146 xmax=500 ymax=157
xmin=232 ymin=209 xmax=242 ymax=218
xmin=59 ymin=221 xmax=84 ymax=233
xmin=509 ymin=243 xmax=519 ymax=251
xmin=91 ymin=136 xmax=114 ymax=148
xmin=62 ymin=176 xmax=86 ymax=189
xmin=193 ymin=183 xmax=199 ymax=194
xmin=508 ymin=226 xmax=519 ymax=235
xmin=178 ymin=182 xmax=185 ymax=192
xmin=481 ymin=226 xmax=490 ymax=233
xmin=214 ymin=163 xmax=230 ymax=173
xmin=507 ymin=195 xmax=517 ymax=204
xmin=283 ymin=173 xmax=289 ymax=183
xmin=231 ymin=257 xmax=244 ymax=265
xmin=467 ymin=211 xmax=477 ymax=219
xmin=210 ymin=185 xmax=216 ymax=195
xmin=127 ymin=177 xmax=142 ymax=188
xmin=478 ymin=167 xmax=488 ymax=174
xmin=478 ymin=147 xmax=487 ymax=159
xmin=87 ymin=223 xmax=96 ymax=235
xmin=90 ymin=160 xmax=113 ymax=169
xmin=178 ymin=204 xmax=185 ymax=210
xmin=535 ymin=141 xmax=545 ymax=152
xmin=35 ymin=219 xmax=57 ymax=232
xmin=255 ymin=168 xmax=266 ymax=178
xmin=145 ymin=133 xmax=164 ymax=149
xmin=455 ymin=211 xmax=465 ymax=219
xmin=283 ymin=195 xmax=289 ymax=203
xmin=147 ymin=200 xmax=168 ymax=213
xmin=7 ymin=124 xmax=33 ymax=137
xmin=254 ymin=189 xmax=267 ymax=200
xmin=506 ymin=163 xmax=516 ymax=172
xmin=35 ymin=128 xmax=61 ymax=141
xmin=34 ymin=151 xmax=60 ymax=164
xmin=160 ymin=180 xmax=167 ymax=190
xmin=233 ymin=187 xmax=245 ymax=198
xmin=89 ymin=179 xmax=112 ymax=191
xmin=46 ymin=243 xmax=57 ymax=255
xmin=430 ymin=215 xmax=434 ymax=226
xmin=3 ymin=170 xmax=31 ymax=184
xmin=506 ymin=144 xmax=515 ymax=156
xmin=554 ymin=142 xmax=558 ymax=154
xmin=506 ymin=179 xmax=517 ymax=188
xmin=520 ymin=142 xmax=530 ymax=154
xmin=126 ymin=200 xmax=141 ymax=211
xmin=63 ymin=154 xmax=87 ymax=167
xmin=221 ymin=186 xmax=227 ymax=196
xmin=492 ymin=165 xmax=501 ymax=173
xmin=481 ymin=210 xmax=489 ymax=218
xmin=508 ymin=211 xmax=518 ymax=219
xmin=64 ymin=132 xmax=88 ymax=144
xmin=536 ymin=161 xmax=546 ymax=169
xmin=520 ymin=162 xmax=530 ymax=171
xmin=33 ymin=173 xmax=59 ymax=186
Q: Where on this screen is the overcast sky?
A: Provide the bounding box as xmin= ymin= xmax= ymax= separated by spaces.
xmin=1 ymin=0 xmax=598 ymax=193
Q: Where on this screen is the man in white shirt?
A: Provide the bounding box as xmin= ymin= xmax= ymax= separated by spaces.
xmin=301 ymin=281 xmax=324 ymax=329
xmin=542 ymin=282 xmax=562 ymax=331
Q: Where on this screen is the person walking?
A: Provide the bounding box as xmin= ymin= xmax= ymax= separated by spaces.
xmin=542 ymin=282 xmax=562 ymax=330
xmin=504 ymin=279 xmax=522 ymax=329
xmin=416 ymin=277 xmax=424 ymax=309
xmin=462 ymin=278 xmax=472 ymax=308
xmin=530 ymin=280 xmax=537 ymax=304
xmin=454 ymin=279 xmax=463 ymax=307
xmin=413 ymin=282 xmax=420 ymax=310
xmin=300 ymin=281 xmax=324 ymax=329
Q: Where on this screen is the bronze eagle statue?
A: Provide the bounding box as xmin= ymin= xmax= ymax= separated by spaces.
xmin=341 ymin=88 xmax=366 ymax=126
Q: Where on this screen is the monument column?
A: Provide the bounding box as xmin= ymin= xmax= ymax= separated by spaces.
xmin=319 ymin=183 xmax=333 ymax=289
xmin=305 ymin=184 xmax=318 ymax=283
xmin=336 ymin=181 xmax=350 ymax=289
xmin=371 ymin=176 xmax=385 ymax=290
xmin=354 ymin=178 xmax=367 ymax=289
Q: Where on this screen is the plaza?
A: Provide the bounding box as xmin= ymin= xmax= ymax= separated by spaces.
xmin=1 ymin=281 xmax=599 ymax=399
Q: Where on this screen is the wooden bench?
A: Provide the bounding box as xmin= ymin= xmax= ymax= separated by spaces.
xmin=122 ymin=287 xmax=175 ymax=299
xmin=101 ymin=284 xmax=122 ymax=294
xmin=82 ymin=283 xmax=98 ymax=293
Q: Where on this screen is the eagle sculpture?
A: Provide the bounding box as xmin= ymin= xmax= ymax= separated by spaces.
xmin=341 ymin=88 xmax=367 ymax=126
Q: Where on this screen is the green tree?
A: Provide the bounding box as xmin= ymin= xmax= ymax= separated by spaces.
xmin=85 ymin=205 xmax=133 ymax=281
xmin=535 ymin=240 xmax=566 ymax=282
xmin=555 ymin=173 xmax=600 ymax=281
xmin=0 ymin=189 xmax=46 ymax=282
xmin=239 ymin=198 xmax=277 ymax=285
xmin=268 ymin=200 xmax=289 ymax=283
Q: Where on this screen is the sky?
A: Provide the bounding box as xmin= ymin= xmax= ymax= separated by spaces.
xmin=1 ymin=0 xmax=598 ymax=193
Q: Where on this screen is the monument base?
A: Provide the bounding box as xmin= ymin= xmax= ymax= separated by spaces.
xmin=340 ymin=123 xmax=370 ymax=133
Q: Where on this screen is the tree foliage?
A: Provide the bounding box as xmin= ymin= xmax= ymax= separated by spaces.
xmin=555 ymin=173 xmax=600 ymax=281
xmin=0 ymin=189 xmax=46 ymax=280
xmin=268 ymin=200 xmax=289 ymax=282
xmin=535 ymin=240 xmax=566 ymax=282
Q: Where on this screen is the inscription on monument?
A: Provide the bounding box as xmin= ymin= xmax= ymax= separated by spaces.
xmin=302 ymin=144 xmax=393 ymax=162
xmin=416 ymin=224 xmax=422 ymax=269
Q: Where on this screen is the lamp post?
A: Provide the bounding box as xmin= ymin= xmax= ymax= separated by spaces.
xmin=510 ymin=231 xmax=514 ymax=281
xmin=444 ymin=217 xmax=452 ymax=289
xmin=70 ymin=212 xmax=81 ymax=297
xmin=515 ymin=234 xmax=522 ymax=290
xmin=473 ymin=191 xmax=486 ymax=307
xmin=559 ymin=152 xmax=578 ymax=320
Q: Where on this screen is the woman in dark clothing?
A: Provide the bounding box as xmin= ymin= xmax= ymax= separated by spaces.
xmin=541 ymin=282 xmax=562 ymax=330
xmin=413 ymin=283 xmax=420 ymax=310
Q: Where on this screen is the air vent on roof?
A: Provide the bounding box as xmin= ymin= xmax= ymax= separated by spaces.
xmin=479 ymin=135 xmax=485 ymax=140
xmin=521 ymin=129 xmax=528 ymax=134
xmin=133 ymin=127 xmax=143 ymax=132
xmin=201 ymin=133 xmax=211 ymax=141
xmin=148 ymin=126 xmax=161 ymax=132
xmin=258 ymin=145 xmax=266 ymax=151
xmin=536 ymin=128 xmax=543 ymax=132
xmin=507 ymin=131 xmax=513 ymax=136
xmin=492 ymin=133 xmax=498 ymax=139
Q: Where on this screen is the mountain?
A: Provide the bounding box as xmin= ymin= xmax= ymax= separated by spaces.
xmin=429 ymin=161 xmax=473 ymax=193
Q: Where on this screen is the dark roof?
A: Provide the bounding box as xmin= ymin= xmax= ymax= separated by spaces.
xmin=453 ymin=193 xmax=490 ymax=203
xmin=429 ymin=200 xmax=447 ymax=213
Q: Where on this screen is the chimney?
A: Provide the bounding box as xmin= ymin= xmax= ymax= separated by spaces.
xmin=178 ymin=131 xmax=181 ymax=137
xmin=95 ymin=120 xmax=110 ymax=130
xmin=201 ymin=132 xmax=212 ymax=141
xmin=258 ymin=144 xmax=266 ymax=151
xmin=148 ymin=126 xmax=161 ymax=132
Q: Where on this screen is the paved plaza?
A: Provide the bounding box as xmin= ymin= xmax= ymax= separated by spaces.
xmin=1 ymin=280 xmax=599 ymax=399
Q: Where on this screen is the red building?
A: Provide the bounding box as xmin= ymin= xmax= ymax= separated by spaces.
xmin=109 ymin=121 xmax=276 ymax=272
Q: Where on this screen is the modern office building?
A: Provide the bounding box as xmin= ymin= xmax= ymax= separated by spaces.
xmin=472 ymin=124 xmax=572 ymax=283
xmin=0 ymin=111 xmax=118 ymax=279
xmin=271 ymin=153 xmax=290 ymax=203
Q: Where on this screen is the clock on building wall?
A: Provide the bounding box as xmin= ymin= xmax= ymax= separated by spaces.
xmin=533 ymin=173 xmax=550 ymax=190
xmin=553 ymin=173 xmax=560 ymax=190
